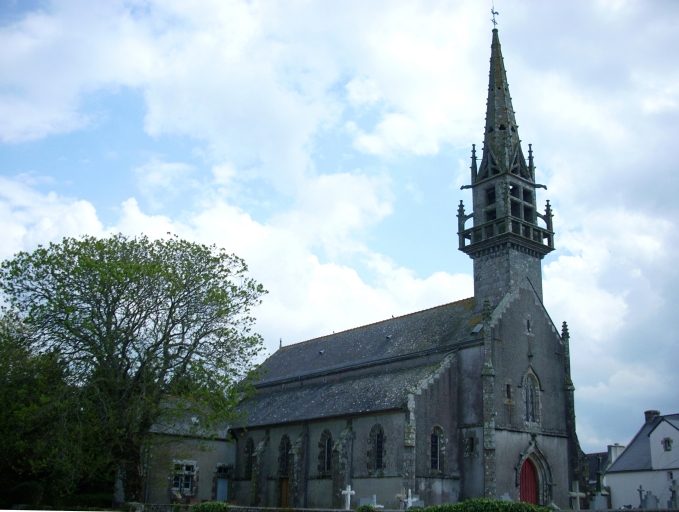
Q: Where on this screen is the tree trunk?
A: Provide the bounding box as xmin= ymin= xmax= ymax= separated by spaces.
xmin=121 ymin=445 xmax=144 ymax=503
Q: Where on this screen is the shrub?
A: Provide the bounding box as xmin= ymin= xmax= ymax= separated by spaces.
xmin=193 ymin=502 xmax=230 ymax=512
xmin=357 ymin=505 xmax=376 ymax=512
xmin=423 ymin=498 xmax=552 ymax=512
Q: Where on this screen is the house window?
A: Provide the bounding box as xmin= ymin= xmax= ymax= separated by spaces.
xmin=525 ymin=375 xmax=538 ymax=423
xmin=662 ymin=437 xmax=673 ymax=451
xmin=172 ymin=461 xmax=196 ymax=496
xmin=318 ymin=429 xmax=333 ymax=476
xmin=430 ymin=427 xmax=444 ymax=471
xmin=279 ymin=435 xmax=292 ymax=476
xmin=368 ymin=424 xmax=385 ymax=471
xmin=244 ymin=437 xmax=254 ymax=479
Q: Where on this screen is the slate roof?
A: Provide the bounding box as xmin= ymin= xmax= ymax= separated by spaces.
xmin=258 ymin=297 xmax=478 ymax=384
xmin=607 ymin=413 xmax=679 ymax=473
xmin=241 ymin=363 xmax=444 ymax=427
xmin=236 ymin=297 xmax=480 ymax=428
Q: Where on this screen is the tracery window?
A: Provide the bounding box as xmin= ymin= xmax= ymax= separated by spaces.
xmin=318 ymin=429 xmax=333 ymax=476
xmin=430 ymin=427 xmax=444 ymax=471
xmin=525 ymin=375 xmax=538 ymax=423
xmin=278 ymin=435 xmax=292 ymax=477
xmin=368 ymin=424 xmax=385 ymax=472
xmin=244 ymin=437 xmax=254 ymax=479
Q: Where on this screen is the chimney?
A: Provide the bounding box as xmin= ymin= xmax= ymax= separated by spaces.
xmin=644 ymin=410 xmax=660 ymax=423
xmin=607 ymin=443 xmax=625 ymax=467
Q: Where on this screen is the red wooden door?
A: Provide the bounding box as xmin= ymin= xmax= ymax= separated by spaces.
xmin=520 ymin=459 xmax=538 ymax=504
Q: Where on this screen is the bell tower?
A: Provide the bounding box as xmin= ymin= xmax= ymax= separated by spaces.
xmin=458 ymin=29 xmax=554 ymax=307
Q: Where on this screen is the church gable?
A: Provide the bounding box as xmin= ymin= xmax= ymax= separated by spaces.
xmin=489 ymin=287 xmax=567 ymax=432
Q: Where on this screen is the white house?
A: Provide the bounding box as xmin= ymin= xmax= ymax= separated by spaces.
xmin=605 ymin=411 xmax=679 ymax=509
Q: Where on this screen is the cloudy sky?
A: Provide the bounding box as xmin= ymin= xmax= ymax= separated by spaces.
xmin=1 ymin=0 xmax=678 ymax=453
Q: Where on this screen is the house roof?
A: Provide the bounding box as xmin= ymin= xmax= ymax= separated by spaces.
xmin=236 ymin=297 xmax=480 ymax=428
xmin=606 ymin=413 xmax=679 ymax=473
xmin=257 ymin=297 xmax=478 ymax=385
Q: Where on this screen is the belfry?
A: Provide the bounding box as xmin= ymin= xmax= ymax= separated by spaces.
xmin=458 ymin=28 xmax=554 ymax=307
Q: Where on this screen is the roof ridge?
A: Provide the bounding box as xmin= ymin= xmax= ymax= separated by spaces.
xmin=277 ymin=296 xmax=475 ymax=350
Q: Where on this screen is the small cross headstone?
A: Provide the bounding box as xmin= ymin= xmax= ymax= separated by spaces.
xmin=637 ymin=485 xmax=644 ymax=506
xmin=341 ymin=485 xmax=355 ymax=510
xmin=569 ymin=481 xmax=586 ymax=511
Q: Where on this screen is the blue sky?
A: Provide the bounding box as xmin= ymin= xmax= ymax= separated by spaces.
xmin=1 ymin=0 xmax=678 ymax=454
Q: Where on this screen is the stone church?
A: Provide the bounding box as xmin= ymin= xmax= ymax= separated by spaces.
xmin=229 ymin=28 xmax=587 ymax=509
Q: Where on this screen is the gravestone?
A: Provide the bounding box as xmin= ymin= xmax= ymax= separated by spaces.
xmin=395 ymin=488 xmax=422 ymax=510
xmin=641 ymin=491 xmax=658 ymax=509
xmin=359 ymin=495 xmax=384 ymax=509
xmin=569 ymin=481 xmax=586 ymax=511
xmin=669 ymin=480 xmax=679 ymax=509
xmin=341 ymin=485 xmax=355 ymax=510
xmin=590 ymin=493 xmax=607 ymax=510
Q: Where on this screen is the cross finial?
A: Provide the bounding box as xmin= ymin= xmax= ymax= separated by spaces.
xmin=491 ymin=5 xmax=499 ymax=27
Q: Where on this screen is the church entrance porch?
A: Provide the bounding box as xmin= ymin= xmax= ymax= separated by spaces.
xmin=520 ymin=459 xmax=538 ymax=504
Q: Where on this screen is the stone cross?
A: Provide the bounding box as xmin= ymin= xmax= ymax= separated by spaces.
xmin=637 ymin=485 xmax=644 ymax=506
xmin=405 ymin=489 xmax=415 ymax=509
xmin=569 ymin=481 xmax=586 ymax=511
xmin=342 ymin=485 xmax=355 ymax=510
xmin=595 ymin=454 xmax=603 ymax=492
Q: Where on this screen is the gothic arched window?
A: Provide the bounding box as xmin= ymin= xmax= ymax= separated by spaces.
xmin=430 ymin=427 xmax=444 ymax=471
xmin=244 ymin=437 xmax=254 ymax=479
xmin=525 ymin=375 xmax=538 ymax=423
xmin=368 ymin=424 xmax=385 ymax=472
xmin=278 ymin=435 xmax=292 ymax=477
xmin=318 ymin=429 xmax=333 ymax=476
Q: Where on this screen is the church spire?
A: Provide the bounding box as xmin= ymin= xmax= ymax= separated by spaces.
xmin=477 ymin=29 xmax=531 ymax=182
xmin=457 ymin=28 xmax=554 ymax=306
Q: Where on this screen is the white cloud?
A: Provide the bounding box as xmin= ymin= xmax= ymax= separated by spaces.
xmin=0 ymin=176 xmax=104 ymax=260
xmin=345 ymin=76 xmax=382 ymax=106
xmin=133 ymin=157 xmax=196 ymax=208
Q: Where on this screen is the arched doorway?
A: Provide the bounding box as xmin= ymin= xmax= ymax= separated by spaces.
xmin=519 ymin=459 xmax=538 ymax=504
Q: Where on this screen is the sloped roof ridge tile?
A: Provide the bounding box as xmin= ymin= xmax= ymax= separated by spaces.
xmin=278 ymin=296 xmax=475 ymax=349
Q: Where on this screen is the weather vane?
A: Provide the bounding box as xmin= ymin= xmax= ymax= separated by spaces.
xmin=491 ymin=5 xmax=499 ymax=27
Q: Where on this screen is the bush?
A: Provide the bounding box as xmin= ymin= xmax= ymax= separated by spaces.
xmin=193 ymin=502 xmax=230 ymax=512
xmin=357 ymin=505 xmax=376 ymax=512
xmin=423 ymin=498 xmax=552 ymax=512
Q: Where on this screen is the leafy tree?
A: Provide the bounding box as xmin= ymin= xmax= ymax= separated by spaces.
xmin=0 ymin=234 xmax=267 ymax=502
xmin=0 ymin=312 xmax=114 ymax=507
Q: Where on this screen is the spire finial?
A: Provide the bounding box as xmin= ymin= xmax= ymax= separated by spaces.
xmin=491 ymin=5 xmax=499 ymax=27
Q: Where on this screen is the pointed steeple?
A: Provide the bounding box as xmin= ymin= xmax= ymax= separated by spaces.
xmin=477 ymin=29 xmax=531 ymax=182
xmin=457 ymin=28 xmax=554 ymax=306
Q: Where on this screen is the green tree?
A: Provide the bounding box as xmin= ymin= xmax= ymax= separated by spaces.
xmin=0 ymin=312 xmax=113 ymax=506
xmin=0 ymin=234 xmax=267 ymax=502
